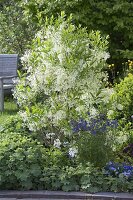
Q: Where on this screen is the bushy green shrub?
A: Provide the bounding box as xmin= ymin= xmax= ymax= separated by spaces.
xmin=109 ymin=73 xmax=133 ymax=123
xmin=13 ymin=13 xmax=109 ymax=148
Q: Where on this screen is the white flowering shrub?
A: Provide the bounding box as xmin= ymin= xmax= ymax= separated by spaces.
xmin=14 ymin=12 xmax=109 ymax=143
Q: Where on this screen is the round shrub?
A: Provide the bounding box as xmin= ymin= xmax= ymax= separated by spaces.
xmin=0 ymin=132 xmax=47 ymax=189
xmin=109 ymin=73 xmax=133 ymax=122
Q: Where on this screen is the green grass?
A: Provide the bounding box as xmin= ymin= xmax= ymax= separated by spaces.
xmin=0 ymin=99 xmax=18 ymax=126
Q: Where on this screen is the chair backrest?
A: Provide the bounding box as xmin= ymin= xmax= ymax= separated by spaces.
xmin=0 ymin=54 xmax=18 ymax=84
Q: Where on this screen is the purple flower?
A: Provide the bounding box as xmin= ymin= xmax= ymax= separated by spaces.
xmin=105 ymin=161 xmax=133 ymax=178
xmin=122 ymin=171 xmax=131 ymax=177
xmin=109 ymin=167 xmax=116 ymax=171
xmin=70 ymin=113 xmax=118 ymax=135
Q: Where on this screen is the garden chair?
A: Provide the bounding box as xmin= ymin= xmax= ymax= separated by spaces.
xmin=0 ymin=54 xmax=18 ymax=111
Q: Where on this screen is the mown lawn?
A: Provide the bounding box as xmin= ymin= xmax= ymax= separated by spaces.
xmin=0 ymin=97 xmax=18 ymax=126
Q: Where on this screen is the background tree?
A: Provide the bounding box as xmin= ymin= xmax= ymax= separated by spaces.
xmin=0 ymin=0 xmax=35 ymax=55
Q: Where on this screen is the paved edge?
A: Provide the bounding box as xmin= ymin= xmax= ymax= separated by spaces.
xmin=0 ymin=191 xmax=133 ymax=200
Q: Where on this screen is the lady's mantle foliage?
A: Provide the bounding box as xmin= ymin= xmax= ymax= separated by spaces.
xmin=14 ymin=12 xmax=109 ymax=136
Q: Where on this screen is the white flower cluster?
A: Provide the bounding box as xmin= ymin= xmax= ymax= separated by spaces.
xmin=69 ymin=147 xmax=78 ymax=158
xmin=54 ymin=139 xmax=61 ymax=148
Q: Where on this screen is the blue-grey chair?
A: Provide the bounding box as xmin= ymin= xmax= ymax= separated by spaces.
xmin=0 ymin=54 xmax=18 ymax=111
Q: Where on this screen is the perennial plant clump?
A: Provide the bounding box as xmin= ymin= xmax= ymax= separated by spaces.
xmin=70 ymin=113 xmax=118 ymax=167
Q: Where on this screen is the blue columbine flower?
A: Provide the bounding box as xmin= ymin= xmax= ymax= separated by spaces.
xmin=122 ymin=170 xmax=132 ymax=178
xmin=109 ymin=166 xmax=116 ymax=171
xmin=105 ymin=161 xmax=133 ymax=178
xmin=70 ymin=113 xmax=118 ymax=135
